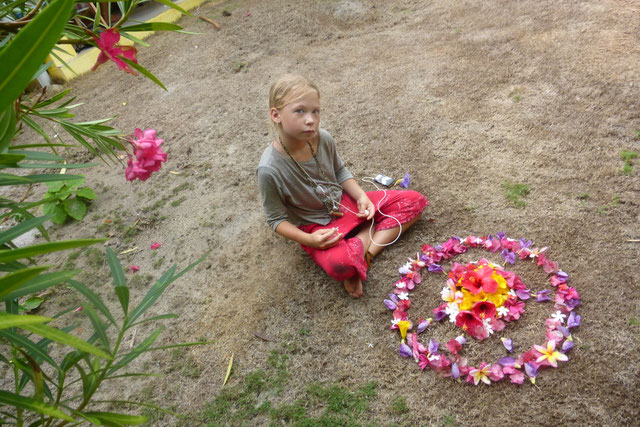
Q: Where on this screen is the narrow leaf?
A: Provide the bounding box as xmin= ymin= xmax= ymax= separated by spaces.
xmin=0 ymin=313 xmax=52 ymax=330
xmin=0 ymin=215 xmax=50 ymax=246
xmin=105 ymin=246 xmax=126 ymax=287
xmin=0 ymin=238 xmax=106 ymax=262
xmin=121 ymin=22 xmax=182 ymax=32
xmin=82 ymin=412 xmax=147 ymax=425
xmin=82 ymin=304 xmax=109 ymax=349
xmin=108 ymin=327 xmax=162 ymax=374
xmin=0 ymin=105 xmax=17 ymax=153
xmin=0 ymin=266 xmax=50 ymax=300
xmin=223 ymin=353 xmax=233 ymax=386
xmin=120 ymin=58 xmax=167 ymax=90
xmin=114 ymin=286 xmax=129 ymax=315
xmin=152 ymin=0 xmax=192 ymax=16
xmin=20 ymin=323 xmax=111 ymax=359
xmin=0 ymin=390 xmax=74 ymax=422
xmin=0 ymin=330 xmax=59 ymax=369
xmin=129 ymin=313 xmax=178 ymax=328
xmin=67 ymin=279 xmax=115 ymax=325
xmin=0 ymin=0 xmax=76 ymax=113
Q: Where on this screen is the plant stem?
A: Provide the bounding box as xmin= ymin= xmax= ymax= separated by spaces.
xmin=114 ymin=0 xmax=140 ymax=29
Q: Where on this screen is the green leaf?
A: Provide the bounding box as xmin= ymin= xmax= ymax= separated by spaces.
xmin=151 ymin=0 xmax=192 ymax=17
xmin=9 ymin=143 xmax=71 ymax=149
xmin=33 ymin=87 xmax=72 ymax=108
xmin=45 ymin=179 xmax=66 ymax=192
xmin=126 ymin=266 xmax=175 ymax=327
xmin=68 ymin=279 xmax=115 ymax=325
xmin=108 ymin=327 xmax=162 ymax=374
xmin=120 ymin=58 xmax=167 ymax=91
xmin=0 ymin=330 xmax=59 ymax=369
xmin=0 ymin=390 xmax=74 ymax=422
xmin=20 ymin=115 xmax=51 ymax=143
xmin=82 ymin=304 xmax=109 ymax=349
xmin=122 ymin=22 xmax=182 ymax=32
xmin=0 ymin=0 xmax=76 ymax=113
xmin=0 ymin=105 xmax=16 ymax=153
xmin=0 ymin=313 xmax=52 ymax=330
xmin=21 ymin=296 xmax=44 ymax=310
xmin=0 ymin=238 xmax=106 ymax=262
xmin=0 ymin=173 xmax=85 ymax=186
xmin=0 ymin=153 xmax=25 ymax=164
xmin=50 ymin=203 xmax=67 ymax=225
xmin=30 ymin=61 xmax=53 ymax=81
xmin=6 ymin=150 xmax=63 ymax=162
xmin=16 ymin=162 xmax=100 ymax=169
xmin=114 ymin=286 xmax=129 ymax=315
xmin=20 ymin=323 xmax=111 ymax=359
xmin=0 ymin=215 xmax=50 ymax=246
xmin=3 ymin=270 xmax=77 ymax=301
xmin=82 ymin=412 xmax=147 ymax=425
xmin=76 ymin=186 xmax=97 ymax=200
xmin=105 ymin=246 xmax=126 ymax=287
xmin=62 ymin=197 xmax=86 ymax=220
xmin=119 ymin=30 xmax=150 ymax=47
xmin=0 ymin=266 xmax=50 ymax=300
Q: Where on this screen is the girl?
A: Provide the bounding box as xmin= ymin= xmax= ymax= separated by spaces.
xmin=257 ymin=74 xmax=428 ymax=298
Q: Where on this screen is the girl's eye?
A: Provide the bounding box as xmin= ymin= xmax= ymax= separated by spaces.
xmin=295 ymin=109 xmax=304 ymax=113
xmin=313 ymin=110 xmax=320 ymax=114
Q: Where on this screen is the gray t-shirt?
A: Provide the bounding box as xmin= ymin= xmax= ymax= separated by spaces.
xmin=257 ymin=129 xmax=353 ymax=231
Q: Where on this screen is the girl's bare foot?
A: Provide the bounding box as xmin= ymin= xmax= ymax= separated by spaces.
xmin=343 ymin=276 xmax=363 ymax=298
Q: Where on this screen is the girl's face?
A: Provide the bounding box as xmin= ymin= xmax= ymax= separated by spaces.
xmin=271 ymin=90 xmax=320 ymax=144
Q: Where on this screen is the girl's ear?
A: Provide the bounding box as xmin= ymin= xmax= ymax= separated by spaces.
xmin=270 ymin=107 xmax=281 ymax=125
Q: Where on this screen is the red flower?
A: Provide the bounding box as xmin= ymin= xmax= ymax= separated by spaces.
xmin=92 ymin=29 xmax=138 ymax=75
xmin=455 ymin=311 xmax=486 ymax=339
xmin=472 ymin=300 xmax=496 ymax=319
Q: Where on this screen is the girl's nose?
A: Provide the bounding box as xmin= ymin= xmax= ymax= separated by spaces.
xmin=305 ymin=113 xmax=315 ymax=124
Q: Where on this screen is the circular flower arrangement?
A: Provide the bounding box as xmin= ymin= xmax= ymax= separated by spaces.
xmin=384 ymin=233 xmax=581 ymax=385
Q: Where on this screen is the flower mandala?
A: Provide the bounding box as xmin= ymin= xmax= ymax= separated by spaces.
xmin=385 ymin=233 xmax=581 ymax=385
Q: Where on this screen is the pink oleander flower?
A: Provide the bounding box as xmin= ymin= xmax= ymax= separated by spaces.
xmin=125 ymin=128 xmax=168 ymax=181
xmin=130 ymin=265 xmax=140 ymax=273
xmin=92 ymin=28 xmax=138 ymax=75
xmin=150 ymin=242 xmax=161 ymax=250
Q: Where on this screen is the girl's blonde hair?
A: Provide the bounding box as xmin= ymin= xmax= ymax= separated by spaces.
xmin=268 ymin=74 xmax=320 ymax=132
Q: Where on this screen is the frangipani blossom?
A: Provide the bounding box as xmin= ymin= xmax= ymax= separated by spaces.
xmin=551 ymin=311 xmax=566 ymax=324
xmin=469 ymin=363 xmax=491 ymax=385
xmin=534 ymin=341 xmax=569 ymax=368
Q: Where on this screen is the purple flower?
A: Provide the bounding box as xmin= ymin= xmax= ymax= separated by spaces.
xmin=536 ymin=289 xmax=551 ymax=302
xmin=498 ymin=357 xmax=516 ymax=367
xmin=383 ymin=299 xmax=397 ymax=310
xmin=562 ymin=340 xmax=574 ymax=353
xmin=434 ymin=309 xmax=447 ymax=322
xmin=501 ymin=337 xmax=513 ymax=353
xmin=398 ymin=342 xmax=412 ymax=358
xmin=565 ymin=299 xmax=580 ymax=310
xmin=419 ymin=254 xmax=430 ymax=263
xmin=451 ymin=362 xmax=460 ymax=380
xmin=557 ymin=271 xmax=569 ymax=281
xmin=501 ymin=249 xmax=516 ymax=264
xmin=516 ymin=289 xmax=530 ymax=300
xmin=417 ymin=319 xmax=431 ymax=334
xmin=388 ymin=293 xmax=398 ymax=304
xmin=557 ymin=325 xmax=571 ymax=337
xmin=428 ymin=263 xmax=444 ymax=274
xmin=428 ymin=338 xmax=439 ymax=354
xmin=519 ymin=238 xmax=532 ymax=249
xmin=524 ymin=362 xmax=538 ymax=379
xmin=496 ymin=231 xmax=507 ymax=240
xmin=400 ymin=172 xmax=410 ymax=188
xmin=567 ymin=311 xmax=581 ymax=328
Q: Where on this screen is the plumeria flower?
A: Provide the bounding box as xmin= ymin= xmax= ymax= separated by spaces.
xmin=469 ymin=363 xmax=491 ymax=385
xmin=445 ymin=303 xmax=460 ymax=323
xmin=497 ymin=306 xmax=509 ymax=318
xmin=529 ymin=247 xmax=548 ymax=259
xmin=483 ymin=317 xmax=494 ymax=335
xmin=397 ymin=292 xmax=409 ymax=300
xmin=551 ymin=311 xmax=566 ymax=324
xmin=567 ymin=311 xmax=581 ymax=328
xmin=391 ymin=318 xmax=401 ymax=327
xmin=534 ymin=340 xmax=569 ymax=368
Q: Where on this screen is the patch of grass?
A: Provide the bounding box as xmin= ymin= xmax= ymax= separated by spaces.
xmin=170 ymin=196 xmax=186 ymax=207
xmin=577 ymin=192 xmax=590 ymax=200
xmin=306 ymin=381 xmax=377 ymax=421
xmin=129 ymin=273 xmax=153 ymax=288
xmin=598 ymin=194 xmax=621 ymax=215
xmin=298 ymin=327 xmax=310 ymax=337
xmin=502 ymin=181 xmax=530 ymax=208
xmin=443 ymin=414 xmax=458 ymax=426
xmin=629 ymin=317 xmax=639 ymax=327
xmin=620 ymin=149 xmax=638 ymax=175
xmin=509 ymin=88 xmax=521 ymax=102
xmin=152 ymin=257 xmax=164 ymax=269
xmin=390 ymin=396 xmax=409 ymax=415
xmin=232 ymin=62 xmax=246 ymax=73
xmin=85 ymin=247 xmax=103 ymax=270
xmin=64 ymin=250 xmax=81 ymax=270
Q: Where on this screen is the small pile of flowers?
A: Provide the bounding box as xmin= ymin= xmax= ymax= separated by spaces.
xmin=125 ymin=128 xmax=167 ymax=182
xmin=385 ymin=233 xmax=581 ymax=385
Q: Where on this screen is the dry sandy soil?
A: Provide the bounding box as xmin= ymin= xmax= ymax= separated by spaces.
xmin=19 ymin=0 xmax=640 ymax=425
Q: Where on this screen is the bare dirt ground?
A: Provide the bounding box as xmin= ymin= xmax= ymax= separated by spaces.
xmin=23 ymin=0 xmax=640 ymax=424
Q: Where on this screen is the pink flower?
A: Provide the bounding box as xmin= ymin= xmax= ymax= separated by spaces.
xmin=130 ymin=265 xmax=140 ymax=273
xmin=125 ymin=129 xmax=168 ymax=181
xmin=91 ymin=29 xmax=138 ymax=75
xmin=150 ymin=242 xmax=161 ymax=250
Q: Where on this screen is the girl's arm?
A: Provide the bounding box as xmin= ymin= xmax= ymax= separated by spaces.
xmin=341 ymin=178 xmax=375 ymax=220
xmin=275 ymin=220 xmax=343 ymax=249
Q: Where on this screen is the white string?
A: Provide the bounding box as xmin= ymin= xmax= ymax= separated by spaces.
xmin=339 ymin=177 xmax=403 ymax=248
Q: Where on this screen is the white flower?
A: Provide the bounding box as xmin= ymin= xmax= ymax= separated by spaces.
xmin=398 ymin=263 xmax=412 ymax=275
xmin=391 ymin=318 xmax=401 ymax=326
xmin=551 ymin=311 xmax=566 ymax=324
xmin=427 ymin=353 xmax=439 ymax=361
xmin=497 ymin=306 xmax=509 ymax=318
xmin=396 ymin=281 xmax=407 ymax=289
xmin=445 ymin=303 xmax=460 ymax=323
xmin=440 ymin=286 xmax=452 ymax=300
xmin=508 ymin=289 xmax=517 ymax=298
xmin=483 ymin=318 xmax=494 ymax=335
xmin=398 ymin=292 xmax=409 ymax=300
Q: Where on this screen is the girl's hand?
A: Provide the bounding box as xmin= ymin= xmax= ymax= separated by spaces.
xmin=308 ymin=228 xmax=343 ymax=249
xmin=356 ymin=195 xmax=375 ymax=220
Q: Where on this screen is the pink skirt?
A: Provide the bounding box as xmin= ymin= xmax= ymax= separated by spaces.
xmin=299 ymin=190 xmax=428 ymax=281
